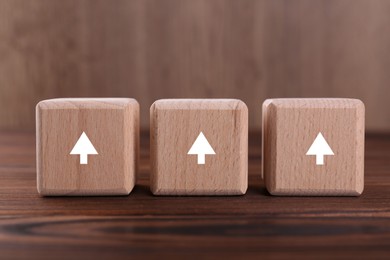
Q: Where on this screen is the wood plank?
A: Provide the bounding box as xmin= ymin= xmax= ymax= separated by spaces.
xmin=0 ymin=216 xmax=390 ymax=259
xmin=1 ymin=1 xmax=390 ymax=131
xmin=0 ymin=130 xmax=390 ymax=258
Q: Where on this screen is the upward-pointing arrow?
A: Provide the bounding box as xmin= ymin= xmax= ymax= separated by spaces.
xmin=306 ymin=132 xmax=334 ymax=165
xmin=70 ymin=132 xmax=98 ymax=164
xmin=188 ymin=132 xmax=216 ymax=165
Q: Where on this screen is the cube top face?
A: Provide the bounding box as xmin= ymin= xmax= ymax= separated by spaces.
xmin=37 ymin=98 xmax=137 ymax=109
xmin=150 ymin=99 xmax=248 ymax=196
xmin=262 ymin=98 xmax=365 ymax=196
xmin=36 ymin=98 xmax=139 ymax=196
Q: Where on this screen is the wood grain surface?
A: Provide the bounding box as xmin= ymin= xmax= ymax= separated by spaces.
xmin=36 ymin=98 xmax=139 ymax=196
xmin=0 ymin=130 xmax=390 ymax=259
xmin=1 ymin=0 xmax=390 ymax=131
xmin=150 ymin=99 xmax=248 ymax=195
xmin=263 ymin=99 xmax=365 ymax=196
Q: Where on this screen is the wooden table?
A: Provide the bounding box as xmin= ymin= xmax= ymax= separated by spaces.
xmin=1 ymin=131 xmax=389 ymax=259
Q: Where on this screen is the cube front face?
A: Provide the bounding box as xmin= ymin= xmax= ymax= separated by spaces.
xmin=36 ymin=98 xmax=139 ymax=196
xmin=150 ymin=99 xmax=248 ymax=195
xmin=263 ymin=99 xmax=365 ymax=196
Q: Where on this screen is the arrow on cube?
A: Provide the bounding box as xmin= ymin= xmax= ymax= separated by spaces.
xmin=70 ymin=132 xmax=98 ymax=165
xmin=306 ymin=132 xmax=334 ymax=165
xmin=188 ymin=132 xmax=215 ymax=165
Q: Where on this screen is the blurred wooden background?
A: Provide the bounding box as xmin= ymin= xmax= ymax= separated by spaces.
xmin=0 ymin=0 xmax=389 ymax=131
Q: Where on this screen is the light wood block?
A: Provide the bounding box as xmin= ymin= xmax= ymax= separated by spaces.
xmin=262 ymin=98 xmax=365 ymax=196
xmin=36 ymin=98 xmax=139 ymax=196
xmin=150 ymin=99 xmax=248 ymax=195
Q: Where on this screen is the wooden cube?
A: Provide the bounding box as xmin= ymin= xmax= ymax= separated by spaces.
xmin=36 ymin=98 xmax=139 ymax=196
xmin=262 ymin=98 xmax=365 ymax=196
xmin=150 ymin=99 xmax=248 ymax=195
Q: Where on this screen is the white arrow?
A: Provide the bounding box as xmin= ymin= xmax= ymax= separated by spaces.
xmin=306 ymin=132 xmax=334 ymax=165
xmin=70 ymin=132 xmax=98 ymax=164
xmin=188 ymin=132 xmax=215 ymax=165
